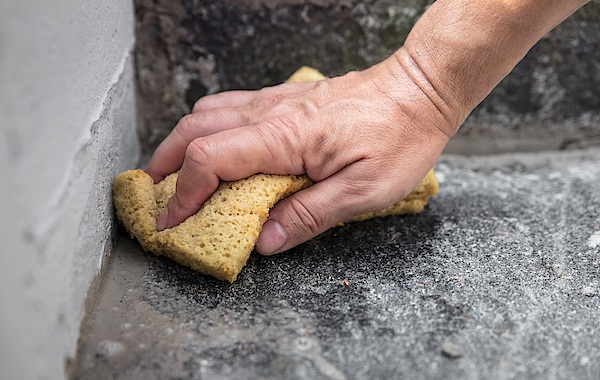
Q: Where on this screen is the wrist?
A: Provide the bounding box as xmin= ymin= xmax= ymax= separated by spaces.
xmin=367 ymin=50 xmax=464 ymax=143
xmin=393 ymin=0 xmax=590 ymax=133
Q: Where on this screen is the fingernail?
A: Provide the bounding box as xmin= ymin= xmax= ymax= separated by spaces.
xmin=256 ymin=220 xmax=287 ymax=255
xmin=157 ymin=208 xmax=168 ymax=231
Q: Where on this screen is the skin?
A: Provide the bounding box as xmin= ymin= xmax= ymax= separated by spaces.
xmin=146 ymin=0 xmax=590 ymax=255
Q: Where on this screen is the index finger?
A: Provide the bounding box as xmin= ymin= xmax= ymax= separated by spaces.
xmin=146 ymin=106 xmax=249 ymax=183
xmin=192 ymin=81 xmax=316 ymax=113
xmin=157 ymin=123 xmax=305 ymax=230
xmin=147 ymin=82 xmax=318 ymax=183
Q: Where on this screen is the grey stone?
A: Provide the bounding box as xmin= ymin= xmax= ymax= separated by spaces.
xmin=74 ymin=148 xmax=600 ymax=380
xmin=440 ymin=341 xmax=464 ymax=359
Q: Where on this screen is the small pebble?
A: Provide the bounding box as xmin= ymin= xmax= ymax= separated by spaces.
xmin=580 ymin=356 xmax=590 ymax=365
xmin=441 ymin=341 xmax=464 ymax=359
xmin=587 ymin=231 xmax=600 ymax=248
xmin=551 ymin=264 xmax=564 ymax=278
xmin=581 ymin=286 xmax=597 ymax=297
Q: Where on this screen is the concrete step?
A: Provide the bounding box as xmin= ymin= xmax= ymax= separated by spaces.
xmin=74 ymin=148 xmax=600 ymax=380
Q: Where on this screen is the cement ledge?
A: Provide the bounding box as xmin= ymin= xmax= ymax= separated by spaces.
xmin=75 ymin=148 xmax=600 ymax=380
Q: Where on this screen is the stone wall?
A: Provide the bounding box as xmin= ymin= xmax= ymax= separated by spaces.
xmin=135 ymin=0 xmax=599 ymax=160
xmin=0 ymin=1 xmax=138 ymax=379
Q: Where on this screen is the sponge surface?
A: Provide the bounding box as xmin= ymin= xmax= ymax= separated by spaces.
xmin=114 ymin=172 xmax=311 ymax=282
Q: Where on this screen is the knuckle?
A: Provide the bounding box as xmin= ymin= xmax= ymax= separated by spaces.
xmin=285 ymin=197 xmax=324 ymax=237
xmin=253 ymin=92 xmax=286 ymax=109
xmin=185 ymin=139 xmax=212 ymax=167
xmin=192 ymin=98 xmax=207 ymax=113
xmin=272 ymin=112 xmax=302 ymax=140
xmin=256 ymin=121 xmax=305 ymax=173
xmin=268 ymin=102 xmax=307 ymax=141
xmin=171 ymin=190 xmax=199 ymax=214
xmin=175 ymin=114 xmax=196 ymax=137
xmin=340 ymin=171 xmax=398 ymax=213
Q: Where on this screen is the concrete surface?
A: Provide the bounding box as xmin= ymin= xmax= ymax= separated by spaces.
xmin=134 ymin=0 xmax=600 ymax=160
xmin=0 ymin=1 xmax=137 ymax=379
xmin=75 ymin=148 xmax=600 ymax=380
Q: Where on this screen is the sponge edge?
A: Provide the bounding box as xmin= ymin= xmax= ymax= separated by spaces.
xmin=115 ymin=172 xmax=312 ymax=282
xmin=285 ymin=66 xmax=326 ymax=83
xmin=113 ymin=67 xmax=439 ymax=283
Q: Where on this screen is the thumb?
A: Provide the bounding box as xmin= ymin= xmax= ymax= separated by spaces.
xmin=255 ymin=164 xmax=385 ymax=255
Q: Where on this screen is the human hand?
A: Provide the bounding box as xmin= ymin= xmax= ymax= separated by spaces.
xmin=145 ymin=53 xmax=461 ymax=255
xmin=146 ymin=0 xmax=588 ymax=255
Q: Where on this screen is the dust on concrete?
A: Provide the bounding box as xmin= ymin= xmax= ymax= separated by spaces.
xmin=75 ymin=149 xmax=600 ymax=379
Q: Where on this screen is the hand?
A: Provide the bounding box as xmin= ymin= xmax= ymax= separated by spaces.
xmin=145 ymin=53 xmax=460 ymax=255
xmin=145 ymin=0 xmax=588 ymax=256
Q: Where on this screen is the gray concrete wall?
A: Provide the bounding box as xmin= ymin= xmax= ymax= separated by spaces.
xmin=0 ymin=1 xmax=138 ymax=379
xmin=134 ymin=0 xmax=599 ymax=161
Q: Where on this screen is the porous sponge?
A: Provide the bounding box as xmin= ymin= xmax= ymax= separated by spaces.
xmin=114 ymin=171 xmax=311 ymax=282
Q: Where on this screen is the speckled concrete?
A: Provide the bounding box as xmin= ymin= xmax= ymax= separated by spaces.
xmin=74 ymin=149 xmax=600 ymax=380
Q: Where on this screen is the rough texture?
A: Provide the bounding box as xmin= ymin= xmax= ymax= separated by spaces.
xmin=114 ymin=171 xmax=311 ymax=282
xmin=113 ymin=168 xmax=437 ymax=282
xmin=0 ymin=1 xmax=137 ymax=379
xmin=134 ymin=0 xmax=600 ymax=161
xmin=76 ymin=148 xmax=600 ymax=379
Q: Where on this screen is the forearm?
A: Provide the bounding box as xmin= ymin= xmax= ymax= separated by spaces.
xmin=390 ymin=0 xmax=590 ymax=133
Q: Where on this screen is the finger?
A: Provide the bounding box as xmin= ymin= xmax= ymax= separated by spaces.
xmin=255 ymin=161 xmax=394 ymax=255
xmin=192 ymin=81 xmax=315 ymax=113
xmin=157 ymin=124 xmax=305 ymax=231
xmin=192 ymin=90 xmax=260 ymax=113
xmin=145 ymin=108 xmax=250 ymax=183
xmin=148 ymin=82 xmax=319 ymax=183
